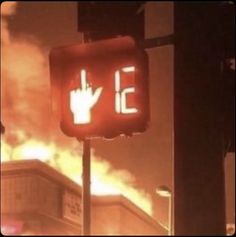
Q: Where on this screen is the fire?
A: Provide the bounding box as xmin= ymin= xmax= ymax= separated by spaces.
xmin=1 ymin=138 xmax=12 ymax=162
xmin=1 ymin=137 xmax=152 ymax=215
xmin=13 ymin=139 xmax=55 ymax=161
xmin=1 ymin=2 xmax=152 ymax=217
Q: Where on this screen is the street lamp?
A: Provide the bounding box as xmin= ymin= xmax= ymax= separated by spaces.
xmin=156 ymin=185 xmax=172 ymax=236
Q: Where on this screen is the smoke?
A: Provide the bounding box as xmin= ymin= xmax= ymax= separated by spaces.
xmin=0 ymin=2 xmax=152 ymax=216
xmin=1 ymin=2 xmax=52 ymax=143
xmin=1 ymin=1 xmax=17 ymax=16
xmin=1 ymin=1 xmax=17 ymax=44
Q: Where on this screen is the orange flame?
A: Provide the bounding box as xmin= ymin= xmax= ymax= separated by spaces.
xmin=1 ymin=2 xmax=152 ymax=216
xmin=1 ymin=138 xmax=152 ymax=215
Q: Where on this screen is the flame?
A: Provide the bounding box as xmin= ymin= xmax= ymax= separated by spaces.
xmin=1 ymin=2 xmax=152 ymax=216
xmin=1 ymin=138 xmax=12 ymax=162
xmin=1 ymin=137 xmax=152 ymax=215
xmin=13 ymin=139 xmax=55 ymax=161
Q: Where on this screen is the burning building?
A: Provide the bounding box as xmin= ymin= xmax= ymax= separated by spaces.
xmin=1 ymin=3 xmax=160 ymax=234
xmin=1 ymin=159 xmax=167 ymax=235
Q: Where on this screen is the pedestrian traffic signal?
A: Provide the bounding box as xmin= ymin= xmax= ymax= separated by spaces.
xmin=77 ymin=2 xmax=145 ymax=41
xmin=49 ymin=36 xmax=149 ymax=140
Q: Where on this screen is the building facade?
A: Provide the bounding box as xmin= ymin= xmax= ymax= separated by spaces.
xmin=1 ymin=160 xmax=167 ymax=235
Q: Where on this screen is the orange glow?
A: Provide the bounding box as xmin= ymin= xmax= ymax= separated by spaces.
xmin=91 ymin=178 xmax=120 ymax=195
xmin=115 ymin=67 xmax=138 ymax=114
xmin=70 ymin=69 xmax=103 ymax=124
xmin=122 ymin=66 xmax=135 ymax=73
xmin=1 ymin=139 xmax=12 ymax=162
xmin=1 ymin=137 xmax=152 ymax=215
xmin=1 ymin=10 xmax=152 ymax=217
xmin=14 ymin=140 xmax=55 ymax=161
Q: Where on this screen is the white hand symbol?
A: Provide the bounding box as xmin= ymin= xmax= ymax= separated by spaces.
xmin=70 ymin=70 xmax=103 ymax=124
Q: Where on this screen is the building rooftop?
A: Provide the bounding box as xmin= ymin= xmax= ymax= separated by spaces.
xmin=1 ymin=159 xmax=167 ymax=235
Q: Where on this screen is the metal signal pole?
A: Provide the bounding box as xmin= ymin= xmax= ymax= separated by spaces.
xmin=81 ymin=32 xmax=92 ymax=236
xmin=82 ymin=138 xmax=91 ymax=235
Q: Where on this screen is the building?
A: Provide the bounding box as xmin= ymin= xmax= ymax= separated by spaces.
xmin=1 ymin=159 xmax=167 ymax=235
